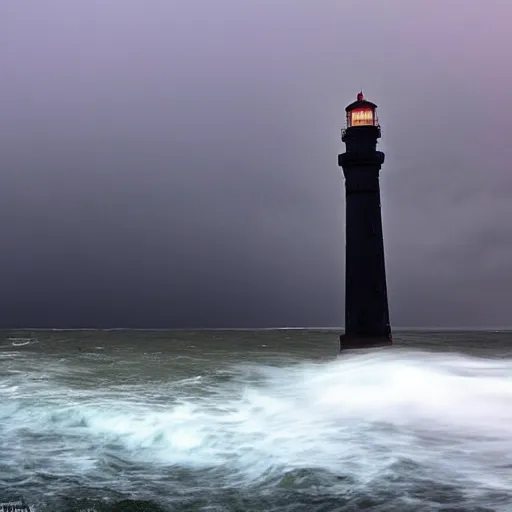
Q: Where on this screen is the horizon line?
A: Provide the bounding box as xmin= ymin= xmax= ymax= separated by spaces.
xmin=2 ymin=326 xmax=512 ymax=332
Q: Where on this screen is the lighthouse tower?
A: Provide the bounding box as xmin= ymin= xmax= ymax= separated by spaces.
xmin=338 ymin=92 xmax=392 ymax=350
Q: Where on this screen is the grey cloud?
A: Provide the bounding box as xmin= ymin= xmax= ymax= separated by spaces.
xmin=0 ymin=0 xmax=511 ymax=327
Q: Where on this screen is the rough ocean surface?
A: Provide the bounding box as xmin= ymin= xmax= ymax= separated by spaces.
xmin=1 ymin=330 xmax=511 ymax=511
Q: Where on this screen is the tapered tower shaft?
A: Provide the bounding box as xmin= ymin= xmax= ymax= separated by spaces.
xmin=338 ymin=93 xmax=392 ymax=350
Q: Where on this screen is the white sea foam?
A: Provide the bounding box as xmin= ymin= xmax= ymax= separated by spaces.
xmin=1 ymin=349 xmax=512 ymax=504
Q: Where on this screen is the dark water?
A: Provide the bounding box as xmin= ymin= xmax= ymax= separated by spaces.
xmin=1 ymin=329 xmax=511 ymax=511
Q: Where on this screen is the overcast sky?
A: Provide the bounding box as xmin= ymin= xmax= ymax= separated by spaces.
xmin=1 ymin=0 xmax=511 ymax=328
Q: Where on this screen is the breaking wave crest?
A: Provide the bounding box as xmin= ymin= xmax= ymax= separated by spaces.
xmin=1 ymin=347 xmax=512 ymax=510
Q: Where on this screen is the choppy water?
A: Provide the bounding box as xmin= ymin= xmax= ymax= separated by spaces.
xmin=1 ymin=330 xmax=511 ymax=511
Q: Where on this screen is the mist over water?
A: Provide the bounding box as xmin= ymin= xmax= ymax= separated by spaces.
xmin=1 ymin=330 xmax=511 ymax=511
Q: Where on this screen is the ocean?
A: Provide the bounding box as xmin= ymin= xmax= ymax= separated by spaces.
xmin=1 ymin=329 xmax=511 ymax=512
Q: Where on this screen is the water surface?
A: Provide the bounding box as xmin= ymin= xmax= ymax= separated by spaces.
xmin=1 ymin=330 xmax=511 ymax=511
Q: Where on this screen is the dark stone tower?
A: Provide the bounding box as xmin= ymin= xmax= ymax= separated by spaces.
xmin=338 ymin=92 xmax=392 ymax=350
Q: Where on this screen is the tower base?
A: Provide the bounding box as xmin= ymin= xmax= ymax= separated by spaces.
xmin=339 ymin=333 xmax=392 ymax=351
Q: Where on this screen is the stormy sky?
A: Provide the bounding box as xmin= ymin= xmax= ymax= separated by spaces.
xmin=1 ymin=0 xmax=511 ymax=329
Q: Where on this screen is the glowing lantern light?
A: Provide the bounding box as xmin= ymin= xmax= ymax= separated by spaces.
xmin=345 ymin=91 xmax=378 ymax=128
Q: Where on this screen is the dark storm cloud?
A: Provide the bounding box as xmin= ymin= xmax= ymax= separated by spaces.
xmin=1 ymin=0 xmax=511 ymax=328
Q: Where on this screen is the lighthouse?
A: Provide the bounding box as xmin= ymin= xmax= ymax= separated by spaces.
xmin=338 ymin=92 xmax=392 ymax=350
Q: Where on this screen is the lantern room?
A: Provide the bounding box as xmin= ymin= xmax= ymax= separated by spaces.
xmin=345 ymin=91 xmax=378 ymax=128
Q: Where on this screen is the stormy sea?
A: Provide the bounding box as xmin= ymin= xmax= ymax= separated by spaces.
xmin=1 ymin=330 xmax=511 ymax=512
